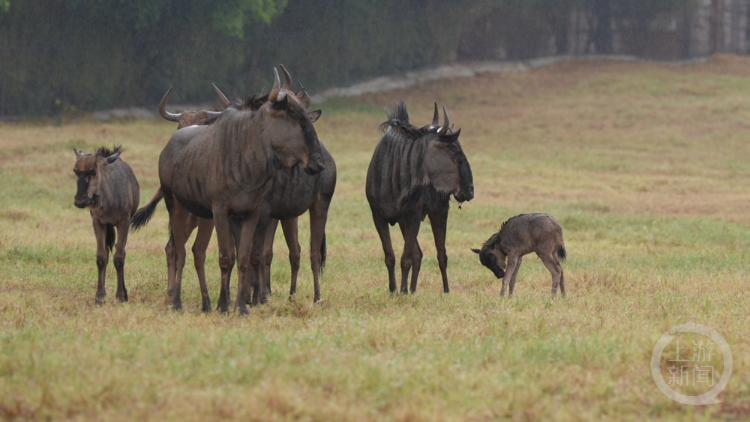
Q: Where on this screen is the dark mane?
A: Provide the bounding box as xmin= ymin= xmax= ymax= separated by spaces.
xmin=501 ymin=214 xmax=526 ymax=230
xmin=229 ymin=93 xmax=269 ymax=111
xmin=95 ymin=145 xmax=122 ymax=158
xmin=483 ymin=214 xmax=527 ymax=248
xmin=379 ymin=101 xmax=433 ymax=140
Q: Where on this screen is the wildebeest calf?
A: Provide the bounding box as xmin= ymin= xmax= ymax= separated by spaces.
xmin=472 ymin=213 xmax=566 ymax=296
xmin=73 ymin=146 xmax=140 ymax=304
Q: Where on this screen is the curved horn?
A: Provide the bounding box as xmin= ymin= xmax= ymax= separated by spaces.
xmin=430 ymin=102 xmax=439 ymax=128
xmin=439 ymin=106 xmax=450 ymax=134
xmin=205 ymin=111 xmax=222 ymax=124
xmin=279 ymin=64 xmax=292 ymax=90
xmin=269 ymin=68 xmax=281 ymax=102
xmin=471 ymin=248 xmax=481 ymax=254
xmin=158 ymin=87 xmax=181 ymax=123
xmin=212 ymin=83 xmax=230 ymax=108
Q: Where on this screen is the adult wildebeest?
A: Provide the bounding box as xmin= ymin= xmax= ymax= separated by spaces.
xmin=139 ymin=66 xmax=325 ymax=313
xmin=366 ymin=101 xmax=474 ymax=294
xmin=131 ymin=84 xmax=232 ymax=312
xmin=472 ymin=213 xmax=566 ymax=296
xmin=72 ymin=146 xmax=140 ymax=304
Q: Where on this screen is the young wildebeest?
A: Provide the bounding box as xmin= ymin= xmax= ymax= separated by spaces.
xmin=139 ymin=66 xmax=325 ymax=314
xmin=366 ymin=101 xmax=474 ymax=294
xmin=131 ymin=85 xmax=231 ymax=312
xmin=472 ymin=213 xmax=566 ymax=296
xmin=72 ymin=146 xmax=140 ymax=304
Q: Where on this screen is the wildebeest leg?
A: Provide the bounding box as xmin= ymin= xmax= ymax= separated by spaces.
xmin=214 ymin=210 xmax=236 ymax=313
xmin=192 ymin=217 xmax=215 ymax=312
xmin=428 ymin=208 xmax=450 ymax=293
xmin=92 ymin=220 xmax=109 ymax=305
xmin=540 ymin=253 xmax=564 ymax=296
xmin=167 ymin=200 xmax=189 ymax=311
xmin=309 ymin=199 xmax=330 ymax=303
xmin=501 ymin=256 xmax=520 ymax=297
xmin=508 ymin=256 xmax=522 ymax=296
xmin=251 ymin=203 xmax=273 ymax=306
xmin=398 ymin=212 xmax=422 ymax=294
xmin=113 ymin=219 xmax=130 ymax=303
xmin=166 ymin=214 xmax=199 ymax=297
xmin=280 ymin=218 xmax=301 ymax=299
xmin=262 ymin=218 xmax=280 ymax=296
xmin=372 ymin=214 xmax=397 ymax=293
xmin=234 ymin=210 xmax=261 ymax=313
xmin=408 ymin=239 xmax=423 ymax=294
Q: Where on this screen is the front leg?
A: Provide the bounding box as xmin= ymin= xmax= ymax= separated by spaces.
xmin=213 ymin=207 xmax=236 ymax=314
xmin=508 ymin=256 xmax=522 ymax=296
xmin=92 ymin=219 xmax=109 ymax=305
xmin=501 ymin=256 xmax=519 ymax=297
xmin=428 ymin=208 xmax=450 ymax=293
xmin=113 ymin=219 xmax=131 ymax=303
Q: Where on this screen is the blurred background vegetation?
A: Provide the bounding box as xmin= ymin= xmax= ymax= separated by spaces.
xmin=0 ymin=0 xmax=746 ymax=116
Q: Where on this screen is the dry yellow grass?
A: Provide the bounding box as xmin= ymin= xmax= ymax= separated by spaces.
xmin=1 ymin=56 xmax=750 ymax=421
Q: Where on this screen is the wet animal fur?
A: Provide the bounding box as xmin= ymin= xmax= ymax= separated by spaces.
xmin=473 ymin=213 xmax=566 ymax=296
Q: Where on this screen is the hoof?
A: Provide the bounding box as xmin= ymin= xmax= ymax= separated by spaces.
xmin=172 ymin=302 xmax=182 ymax=311
xmin=238 ymin=307 xmax=249 ymax=316
xmin=94 ymin=297 xmax=104 ymax=306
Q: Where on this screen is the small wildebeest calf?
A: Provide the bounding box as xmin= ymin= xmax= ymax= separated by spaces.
xmin=472 ymin=213 xmax=566 ymax=296
xmin=73 ymin=146 xmax=140 ymax=304
xmin=367 ymin=101 xmax=474 ymax=294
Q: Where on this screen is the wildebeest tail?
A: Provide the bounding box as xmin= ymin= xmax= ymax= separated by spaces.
xmin=558 ymin=244 xmax=567 ymax=261
xmin=130 ymin=187 xmax=164 ymax=231
xmin=106 ymin=224 xmax=115 ymax=252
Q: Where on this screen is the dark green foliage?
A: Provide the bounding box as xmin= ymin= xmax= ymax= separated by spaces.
xmin=0 ymin=0 xmax=698 ymax=116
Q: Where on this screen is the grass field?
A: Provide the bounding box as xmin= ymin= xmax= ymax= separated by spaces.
xmin=1 ymin=55 xmax=750 ymax=421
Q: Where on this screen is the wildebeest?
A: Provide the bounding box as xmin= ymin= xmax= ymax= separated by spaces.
xmin=134 ymin=66 xmax=325 ymax=313
xmin=72 ymin=146 xmax=140 ymax=304
xmin=132 ymin=85 xmax=233 ymax=312
xmin=472 ymin=213 xmax=566 ymax=296
xmin=366 ymin=101 xmax=474 ymax=294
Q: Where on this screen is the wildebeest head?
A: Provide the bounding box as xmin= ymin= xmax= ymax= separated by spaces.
xmin=260 ymin=65 xmax=325 ymax=175
xmin=158 ymin=84 xmax=228 ymax=129
xmin=471 ymin=244 xmax=506 ymax=279
xmin=72 ymin=146 xmax=121 ymax=208
xmin=424 ymin=103 xmax=474 ymax=203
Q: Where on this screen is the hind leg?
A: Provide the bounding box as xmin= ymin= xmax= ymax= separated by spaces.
xmin=113 ymin=219 xmax=130 ymax=303
xmin=309 ymin=198 xmax=330 ymax=303
xmin=539 ymin=253 xmax=564 ymax=295
xmin=398 ymin=212 xmax=422 ymax=295
xmin=372 ymin=213 xmax=397 ymax=293
xmin=263 ymin=218 xmax=279 ymax=296
xmin=508 ymin=256 xmax=522 ymax=296
xmin=280 ymin=218 xmax=301 ymax=299
xmin=164 ymin=195 xmax=189 ymax=311
xmin=192 ymin=217 xmax=214 ymax=312
xmin=398 ymin=222 xmax=423 ymax=294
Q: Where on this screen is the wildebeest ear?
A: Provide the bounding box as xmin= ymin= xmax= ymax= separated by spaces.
xmin=106 ymin=151 xmax=121 ymax=163
xmin=471 ymin=248 xmax=481 ymax=254
xmin=73 ymin=148 xmax=83 ymax=156
xmin=296 ymin=90 xmax=311 ymax=110
xmin=437 ymin=128 xmax=461 ymax=144
xmin=308 ymin=109 xmax=322 ymax=123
